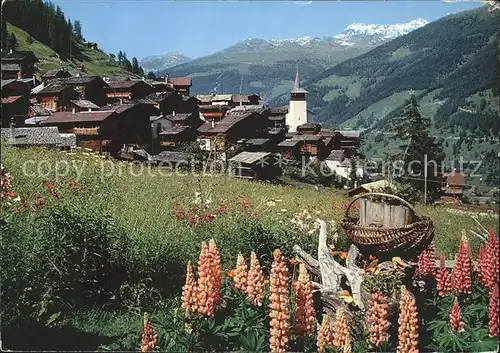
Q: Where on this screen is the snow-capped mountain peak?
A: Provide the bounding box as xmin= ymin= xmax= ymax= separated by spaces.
xmin=335 ymin=18 xmax=429 ymax=43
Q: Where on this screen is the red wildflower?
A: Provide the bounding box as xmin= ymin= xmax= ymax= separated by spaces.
xmin=449 ymin=297 xmax=465 ymax=333
xmin=70 ymin=185 xmax=81 ymax=190
xmin=13 ymin=210 xmax=20 ymax=214
xmin=451 ymin=232 xmax=473 ymax=295
xmin=436 ymin=254 xmax=452 ymax=297
xmin=489 ymin=285 xmax=499 ymax=337
xmin=242 ymin=200 xmax=250 ymax=209
xmin=485 ymin=231 xmax=499 ymax=292
xmin=226 ymin=269 xmax=235 ymax=278
xmin=416 ymin=241 xmax=436 ymax=278
xmin=44 ymin=183 xmax=55 ymax=190
xmin=289 ymin=258 xmax=299 ymax=266
xmin=67 ymin=179 xmax=76 ymax=186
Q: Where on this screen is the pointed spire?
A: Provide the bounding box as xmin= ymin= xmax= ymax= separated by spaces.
xmin=293 ymin=66 xmax=301 ymax=91
xmin=291 ymin=64 xmax=307 ymax=94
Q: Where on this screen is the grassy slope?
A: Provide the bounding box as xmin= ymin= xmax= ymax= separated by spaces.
xmin=3 ymin=145 xmax=498 ymax=259
xmin=1 ymin=145 xmax=498 ymax=351
xmin=8 ymin=23 xmax=137 ymax=79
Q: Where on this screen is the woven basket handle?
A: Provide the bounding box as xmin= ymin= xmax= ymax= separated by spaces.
xmin=344 ymin=192 xmax=421 ymax=221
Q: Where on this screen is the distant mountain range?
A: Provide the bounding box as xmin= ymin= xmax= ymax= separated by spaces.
xmin=139 ymin=52 xmax=192 ymax=73
xmin=144 ymin=19 xmax=427 ymax=99
xmin=269 ymin=7 xmax=498 ymax=133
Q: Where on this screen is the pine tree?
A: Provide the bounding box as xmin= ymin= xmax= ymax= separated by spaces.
xmin=392 ymin=92 xmax=445 ymax=202
xmin=1 ymin=15 xmax=8 ymax=52
xmin=147 ymin=71 xmax=156 ymax=79
xmin=117 ymin=50 xmax=123 ymax=64
xmin=73 ymin=20 xmax=83 ymax=42
xmin=9 ymin=33 xmax=18 ymax=50
xmin=132 ymin=57 xmax=140 ymax=74
xmin=349 ymin=158 xmax=358 ymax=188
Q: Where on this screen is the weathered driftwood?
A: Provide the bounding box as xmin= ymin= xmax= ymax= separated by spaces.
xmin=293 ymin=219 xmax=408 ymax=338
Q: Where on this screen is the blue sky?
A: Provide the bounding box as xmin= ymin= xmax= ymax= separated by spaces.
xmin=53 ymin=1 xmax=483 ymax=60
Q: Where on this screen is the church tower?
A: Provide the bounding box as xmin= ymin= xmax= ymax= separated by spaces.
xmin=285 ymin=68 xmax=308 ymax=133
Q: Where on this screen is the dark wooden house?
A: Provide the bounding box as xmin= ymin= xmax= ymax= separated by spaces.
xmin=441 ymin=172 xmax=466 ymax=201
xmin=145 ymin=91 xmax=182 ymax=115
xmin=291 ymin=134 xmax=325 ymax=157
xmin=106 ymin=80 xmax=154 ymax=103
xmin=35 ymin=84 xmax=80 ymax=112
xmin=41 ymin=103 xmax=154 ymax=154
xmin=1 ymin=95 xmax=30 ymax=126
xmin=159 ymin=126 xmax=197 ymax=149
xmin=229 ymin=151 xmax=279 ymax=180
xmin=168 ymin=77 xmax=192 ymax=96
xmin=232 ymin=94 xmax=261 ymax=106
xmin=333 ymin=130 xmax=361 ymax=158
xmin=41 ymin=69 xmax=71 ymax=83
xmin=1 ymin=50 xmax=38 ymax=79
xmin=297 ymin=123 xmax=321 ymax=135
xmin=2 ymin=79 xmax=30 ymax=97
xmin=197 ymin=110 xmax=268 ymax=152
xmin=277 ymin=139 xmax=301 ymax=160
xmin=50 ymin=76 xmax=109 ymax=106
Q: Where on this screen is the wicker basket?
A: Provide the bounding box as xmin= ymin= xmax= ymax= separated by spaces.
xmin=340 ymin=192 xmax=434 ymax=254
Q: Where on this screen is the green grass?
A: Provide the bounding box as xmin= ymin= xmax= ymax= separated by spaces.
xmin=1 ymin=145 xmax=498 ymax=351
xmin=8 ymin=23 xmax=137 ymax=79
xmin=2 ymin=145 xmax=497 ymax=258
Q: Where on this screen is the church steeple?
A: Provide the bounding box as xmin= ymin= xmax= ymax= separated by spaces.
xmin=286 ymin=65 xmax=308 ymax=133
xmin=290 ymin=66 xmax=308 ymax=94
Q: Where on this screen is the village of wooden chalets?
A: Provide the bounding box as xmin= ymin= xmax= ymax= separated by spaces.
xmin=1 ymin=49 xmax=369 ymax=183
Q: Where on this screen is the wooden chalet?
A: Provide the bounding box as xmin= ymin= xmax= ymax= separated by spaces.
xmin=145 ymin=91 xmax=182 ymax=115
xmin=268 ymin=107 xmax=288 ymax=129
xmin=168 ymin=77 xmax=192 ymax=96
xmin=2 ymin=79 xmax=30 ymax=97
xmin=1 ymin=50 xmax=38 ymax=79
xmin=441 ymin=172 xmax=466 ymax=201
xmin=229 ymin=151 xmax=279 ymax=180
xmin=198 ymin=104 xmax=230 ymax=123
xmin=277 ymin=139 xmax=302 ymax=160
xmin=159 ymin=126 xmax=197 ymax=149
xmin=41 ymin=102 xmax=155 ymax=154
xmin=333 ymin=130 xmax=361 ymax=157
xmin=241 ymin=138 xmax=276 ymax=152
xmin=179 ymin=96 xmax=201 ymax=113
xmin=297 ymin=123 xmax=321 ymax=135
xmin=49 ymin=76 xmax=109 ymax=106
xmin=1 ymin=95 xmax=30 ymax=126
xmin=106 ymin=80 xmax=154 ymax=103
xmin=41 ymin=69 xmax=71 ymax=83
xmin=290 ymin=134 xmax=325 ymax=157
xmin=232 ymin=94 xmax=261 ymax=106
xmin=34 ymin=84 xmax=80 ymax=112
xmin=197 ymin=110 xmax=268 ymax=152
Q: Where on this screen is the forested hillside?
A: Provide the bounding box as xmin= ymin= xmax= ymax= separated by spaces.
xmin=271 ymin=6 xmax=499 ymax=135
xmin=2 ymin=0 xmax=144 ymax=78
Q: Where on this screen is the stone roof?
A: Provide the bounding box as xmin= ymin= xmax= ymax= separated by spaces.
xmin=30 ymin=104 xmax=52 ymax=116
xmin=277 ymin=139 xmax=301 ymax=147
xmin=1 ymin=96 xmax=22 ymax=104
xmin=169 ymin=77 xmax=192 ymax=87
xmin=326 ymin=150 xmax=345 ymax=162
xmin=1 ymin=51 xmax=38 ymax=62
xmin=159 ymin=126 xmax=190 ymax=135
xmin=338 ymin=130 xmax=361 ymax=138
xmin=2 ymin=63 xmax=20 ymax=71
xmin=70 ymin=100 xmax=100 ymax=109
xmin=152 ymin=151 xmax=194 ymax=164
xmin=42 ymin=110 xmax=116 ymax=124
xmin=1 ymin=127 xmax=62 ymax=146
xmin=230 ymin=151 xmax=271 ymax=165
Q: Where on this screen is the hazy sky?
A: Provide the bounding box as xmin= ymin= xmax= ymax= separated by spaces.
xmin=52 ymin=1 xmax=483 ymax=60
